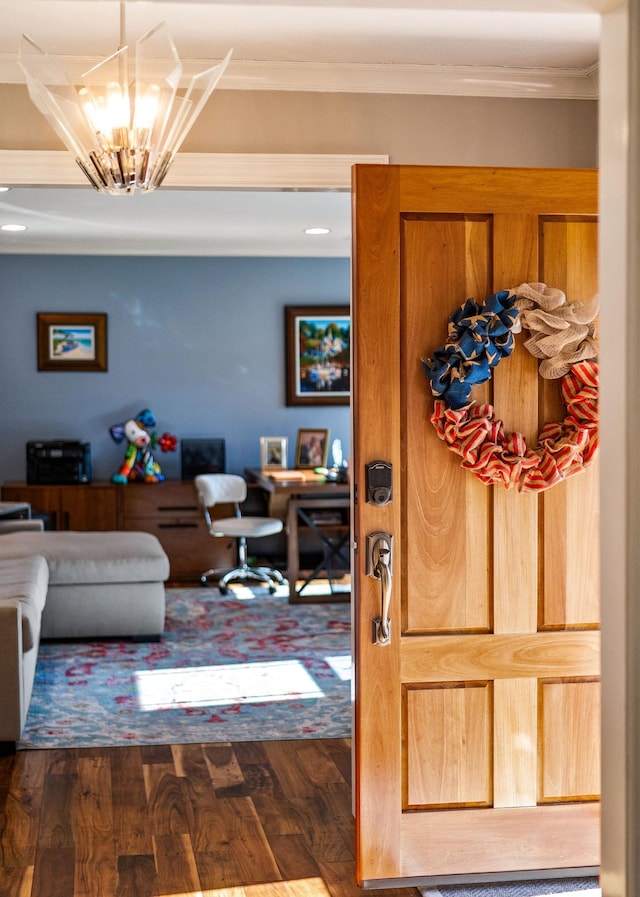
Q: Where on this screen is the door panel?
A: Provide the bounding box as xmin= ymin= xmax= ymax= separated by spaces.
xmin=405 ymin=681 xmax=492 ymax=808
xmin=352 ymin=165 xmax=599 ymax=887
xmin=539 ymin=678 xmax=601 ymax=801
xmin=403 ymin=216 xmax=492 ymax=635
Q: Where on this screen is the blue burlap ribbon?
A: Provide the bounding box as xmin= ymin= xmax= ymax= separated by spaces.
xmin=421 ymin=290 xmax=519 ymax=409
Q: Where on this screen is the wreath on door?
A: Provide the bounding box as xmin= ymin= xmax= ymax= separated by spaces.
xmin=421 ymin=283 xmax=599 ymax=493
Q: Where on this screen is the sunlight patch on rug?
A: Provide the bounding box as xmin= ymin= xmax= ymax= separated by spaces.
xmin=135 ymin=658 xmax=330 ymax=710
xmin=324 ymin=653 xmax=352 ymax=680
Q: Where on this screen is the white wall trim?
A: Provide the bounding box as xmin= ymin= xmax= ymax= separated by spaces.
xmin=599 ymin=2 xmax=637 ymax=895
xmin=204 ymin=59 xmax=599 ymax=100
xmin=0 ymin=55 xmax=599 ymax=100
xmin=0 ymin=151 xmax=389 ymax=189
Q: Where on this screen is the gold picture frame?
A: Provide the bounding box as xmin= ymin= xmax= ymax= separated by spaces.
xmin=295 ymin=428 xmax=330 ymax=469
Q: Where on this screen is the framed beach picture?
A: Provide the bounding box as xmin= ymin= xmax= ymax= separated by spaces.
xmin=285 ymin=305 xmax=350 ymax=406
xmin=260 ymin=436 xmax=288 ymax=470
xmin=295 ymin=428 xmax=330 ymax=469
xmin=37 ymin=312 xmax=108 ymax=372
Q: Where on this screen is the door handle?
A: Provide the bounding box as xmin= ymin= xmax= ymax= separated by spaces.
xmin=366 ymin=531 xmax=393 ymax=646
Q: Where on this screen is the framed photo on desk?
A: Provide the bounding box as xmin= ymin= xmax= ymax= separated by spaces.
xmin=260 ymin=436 xmax=288 ymax=470
xmin=295 ymin=428 xmax=329 ymax=469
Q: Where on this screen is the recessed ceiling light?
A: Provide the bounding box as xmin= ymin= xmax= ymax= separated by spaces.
xmin=1 ymin=223 xmax=27 ymax=232
xmin=304 ymin=227 xmax=331 ymax=235
xmin=0 ymin=187 xmax=10 ymax=192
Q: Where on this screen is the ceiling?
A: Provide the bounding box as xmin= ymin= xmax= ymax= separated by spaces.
xmin=0 ymin=0 xmax=601 ymax=257
xmin=0 ymin=186 xmax=353 ymax=256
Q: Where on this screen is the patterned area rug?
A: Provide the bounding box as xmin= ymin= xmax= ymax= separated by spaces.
xmin=19 ymin=585 xmax=352 ymax=749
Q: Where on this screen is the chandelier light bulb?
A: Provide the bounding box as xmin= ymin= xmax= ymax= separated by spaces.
xmin=134 ymin=86 xmax=161 ymax=132
xmin=18 ymin=2 xmax=232 ymax=195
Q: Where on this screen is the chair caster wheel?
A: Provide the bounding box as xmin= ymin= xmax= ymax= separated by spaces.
xmin=219 ymin=585 xmax=228 ymax=595
xmin=269 ymin=585 xmax=277 ymax=594
xmin=201 ymin=577 xmax=211 ymax=587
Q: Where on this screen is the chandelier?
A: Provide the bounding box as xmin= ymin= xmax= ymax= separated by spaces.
xmin=18 ymin=2 xmax=232 ymax=195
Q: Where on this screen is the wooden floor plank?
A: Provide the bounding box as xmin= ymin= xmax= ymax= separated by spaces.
xmin=195 ymin=845 xmax=248 ymax=891
xmin=199 ymin=885 xmax=247 ymax=897
xmin=115 ymin=854 xmax=160 ymax=897
xmin=321 ymin=740 xmax=352 ymax=784
xmin=0 ymin=864 xmax=35 ymax=897
xmin=143 ymin=763 xmax=195 ymax=836
xmin=294 ymin=741 xmax=349 ymax=788
xmin=319 ymin=860 xmax=422 ymax=897
xmin=153 ymin=832 xmax=201 ymax=896
xmin=286 ymin=795 xmax=355 ymax=863
xmin=34 ymin=847 xmax=75 ymax=897
xmin=0 ymin=739 xmax=423 ymax=897
xmin=139 ymin=744 xmax=174 ymax=765
xmin=37 ymin=773 xmax=76 ymax=850
xmin=267 ymin=832 xmax=322 ymax=881
xmin=72 ymin=757 xmax=117 ymax=897
xmin=172 ymin=744 xmax=232 ymax=853
xmin=111 ymin=747 xmax=154 ymax=857
xmin=218 ymin=795 xmax=283 ymax=884
xmin=202 ymin=742 xmax=249 ymax=796
xmin=262 ymin=742 xmax=327 ymax=799
xmin=1 ymin=750 xmax=47 ymax=868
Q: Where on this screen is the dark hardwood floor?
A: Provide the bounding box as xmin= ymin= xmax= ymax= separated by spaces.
xmin=0 ymin=738 xmax=423 ymax=897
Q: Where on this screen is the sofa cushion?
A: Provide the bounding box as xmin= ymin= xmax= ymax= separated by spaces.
xmin=0 ymin=531 xmax=170 ymax=585
xmin=0 ymin=556 xmax=49 ymax=651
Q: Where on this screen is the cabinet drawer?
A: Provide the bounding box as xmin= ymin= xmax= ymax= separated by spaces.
xmin=123 ymin=516 xmax=235 ymax=583
xmin=122 ymin=482 xmax=201 ymax=519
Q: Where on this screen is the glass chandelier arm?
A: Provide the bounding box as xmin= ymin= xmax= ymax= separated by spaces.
xmin=149 ymin=49 xmax=233 ymax=189
xmin=133 ymin=21 xmax=182 ymax=152
xmin=17 ymin=10 xmax=232 ymax=195
xmin=161 ymin=49 xmax=233 ymax=159
xmin=18 ymin=34 xmax=98 ymax=164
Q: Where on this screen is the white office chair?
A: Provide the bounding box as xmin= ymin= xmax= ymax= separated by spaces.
xmin=194 ymin=473 xmax=286 ymax=594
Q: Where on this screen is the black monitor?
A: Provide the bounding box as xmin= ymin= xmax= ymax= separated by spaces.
xmin=180 ymin=438 xmax=226 ymax=479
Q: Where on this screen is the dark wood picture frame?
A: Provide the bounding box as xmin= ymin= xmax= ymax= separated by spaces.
xmin=37 ymin=312 xmax=108 ymax=372
xmin=285 ymin=305 xmax=350 ymax=406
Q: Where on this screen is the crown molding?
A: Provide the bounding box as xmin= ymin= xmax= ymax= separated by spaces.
xmin=0 ymin=151 xmax=389 ymax=189
xmin=222 ymin=59 xmax=599 ymax=100
xmin=0 ymin=55 xmax=599 ymax=99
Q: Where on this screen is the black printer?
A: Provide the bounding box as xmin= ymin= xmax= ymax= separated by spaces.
xmin=26 ymin=440 xmax=91 ymax=485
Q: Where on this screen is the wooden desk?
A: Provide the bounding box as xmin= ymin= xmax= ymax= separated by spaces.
xmin=245 ymin=468 xmax=350 ymax=603
xmin=245 ymin=467 xmax=348 ymax=497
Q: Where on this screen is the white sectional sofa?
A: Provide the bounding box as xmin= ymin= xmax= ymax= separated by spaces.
xmin=0 ymin=521 xmax=169 ymax=751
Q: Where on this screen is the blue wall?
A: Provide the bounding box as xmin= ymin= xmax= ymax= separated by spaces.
xmin=0 ymin=255 xmax=351 ymax=483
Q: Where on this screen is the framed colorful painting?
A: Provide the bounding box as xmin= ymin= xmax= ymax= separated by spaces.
xmin=285 ymin=305 xmax=350 ymax=406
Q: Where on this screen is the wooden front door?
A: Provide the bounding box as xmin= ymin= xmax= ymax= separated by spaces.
xmin=351 ymin=165 xmax=600 ymax=888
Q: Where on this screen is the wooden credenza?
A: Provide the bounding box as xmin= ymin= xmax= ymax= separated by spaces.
xmin=0 ymin=480 xmax=235 ymax=584
xmin=0 ymin=482 xmax=119 ymax=531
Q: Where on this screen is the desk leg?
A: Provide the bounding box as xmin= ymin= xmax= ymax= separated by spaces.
xmin=286 ymin=498 xmax=351 ymax=604
xmin=286 ymin=499 xmax=301 ymax=603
